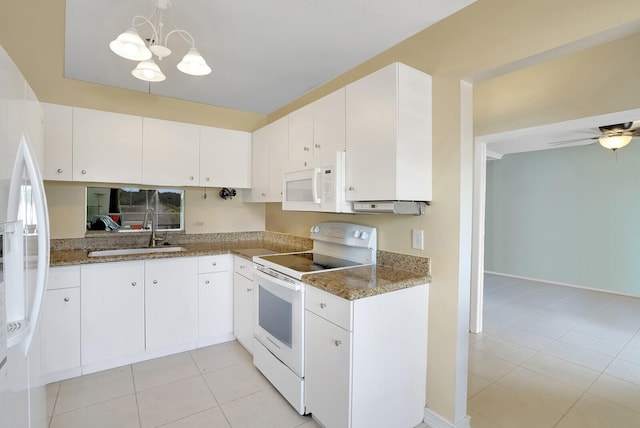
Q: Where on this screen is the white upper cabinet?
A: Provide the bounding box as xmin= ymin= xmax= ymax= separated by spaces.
xmin=345 ymin=63 xmax=432 ymax=202
xmin=244 ymin=115 xmax=288 ymax=203
xmin=287 ymin=88 xmax=345 ymax=172
xmin=199 ymin=126 xmax=251 ymax=188
xmin=244 ymin=125 xmax=269 ymax=202
xmin=73 ymin=107 xmax=143 ymax=184
xmin=312 ymin=88 xmax=346 ymax=158
xmin=142 ymin=118 xmax=199 ymax=186
xmin=42 ymin=103 xmax=72 ymax=181
xmin=288 ymin=103 xmax=314 ymax=170
xmin=268 ymin=116 xmax=289 ymax=201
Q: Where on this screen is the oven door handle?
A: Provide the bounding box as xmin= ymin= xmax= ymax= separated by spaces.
xmin=255 ymin=268 xmax=302 ymax=292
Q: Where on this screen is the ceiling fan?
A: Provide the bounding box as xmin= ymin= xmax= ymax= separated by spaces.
xmin=548 ymin=121 xmax=640 ymax=151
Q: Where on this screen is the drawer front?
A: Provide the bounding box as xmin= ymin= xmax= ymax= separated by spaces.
xmin=233 ymin=256 xmax=254 ymax=279
xmin=48 ymin=266 xmax=81 ymax=290
xmin=305 ymin=285 xmax=352 ymax=331
xmin=198 ymin=255 xmax=231 ymax=274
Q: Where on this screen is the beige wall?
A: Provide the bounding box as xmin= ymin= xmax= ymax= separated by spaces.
xmin=263 ymin=1 xmax=640 ymax=424
xmin=474 ymin=32 xmax=640 ymax=136
xmin=4 ymin=0 xmax=640 ymax=425
xmin=45 ymin=182 xmax=265 ymax=239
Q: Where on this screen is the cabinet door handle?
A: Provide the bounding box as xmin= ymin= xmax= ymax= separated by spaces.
xmin=240 ymin=265 xmax=245 ymax=269
xmin=64 ymin=297 xmax=70 ymax=302
xmin=319 ymin=303 xmax=327 ymax=309
xmin=57 ymin=168 xmax=63 ymax=173
xmin=348 ymin=186 xmax=355 ymax=191
xmin=247 ymin=288 xmax=252 ymax=292
xmin=212 ymin=262 xmax=217 ymax=266
xmin=189 ymin=176 xmax=194 ymax=180
xmin=81 ymin=169 xmax=87 ymax=175
xmin=205 ymin=177 xmax=210 ymax=181
xmin=314 ymin=144 xmax=320 ymax=149
xmin=153 ymin=280 xmax=158 ymax=284
xmin=205 ymin=280 xmax=210 ymax=285
xmin=131 ymin=282 xmax=137 ymax=287
xmin=334 ymin=340 xmax=342 ymax=347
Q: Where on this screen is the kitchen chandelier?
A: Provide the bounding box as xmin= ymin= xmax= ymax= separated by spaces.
xmin=599 ymin=134 xmax=632 ymax=151
xmin=109 ymin=0 xmax=212 ymax=83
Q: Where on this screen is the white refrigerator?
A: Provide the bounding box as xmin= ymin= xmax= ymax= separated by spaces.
xmin=0 ymin=44 xmax=50 ymax=428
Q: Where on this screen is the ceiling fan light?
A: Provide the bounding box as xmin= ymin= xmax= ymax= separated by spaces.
xmin=599 ymin=134 xmax=632 ymax=151
xmin=109 ymin=28 xmax=152 ymax=61
xmin=177 ymin=48 xmax=212 ymax=76
xmin=131 ymin=59 xmax=166 ymax=82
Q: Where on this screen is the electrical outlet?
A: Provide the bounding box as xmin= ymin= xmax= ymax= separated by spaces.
xmin=412 ymin=229 xmax=424 ymax=250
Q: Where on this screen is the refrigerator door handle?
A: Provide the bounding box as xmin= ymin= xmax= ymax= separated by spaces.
xmin=7 ymin=139 xmax=50 ymax=355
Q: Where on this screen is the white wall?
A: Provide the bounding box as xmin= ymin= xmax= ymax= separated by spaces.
xmin=485 ymin=142 xmax=640 ymax=297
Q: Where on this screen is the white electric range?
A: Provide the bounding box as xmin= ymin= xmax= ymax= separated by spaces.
xmin=251 ymin=222 xmax=377 ymax=414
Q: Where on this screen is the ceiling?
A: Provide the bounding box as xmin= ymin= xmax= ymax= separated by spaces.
xmin=64 ymin=0 xmax=474 ymax=115
xmin=481 ymin=110 xmax=640 ymax=158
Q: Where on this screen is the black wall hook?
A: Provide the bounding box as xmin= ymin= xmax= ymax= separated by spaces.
xmin=219 ymin=188 xmax=237 ymax=200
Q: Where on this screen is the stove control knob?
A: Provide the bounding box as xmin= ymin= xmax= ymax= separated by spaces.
xmin=353 ymin=230 xmax=361 ymax=238
xmin=360 ymin=231 xmax=369 ymax=240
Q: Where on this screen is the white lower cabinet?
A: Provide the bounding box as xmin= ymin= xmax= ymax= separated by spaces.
xmin=41 ymin=265 xmax=81 ymax=383
xmin=198 ymin=255 xmax=234 ymax=347
xmin=145 ymin=258 xmax=199 ymax=352
xmin=304 ymin=284 xmax=429 ymax=428
xmin=73 ymin=256 xmax=235 ymax=377
xmin=233 ymin=256 xmax=255 ymax=354
xmin=81 ymin=261 xmax=145 ymax=371
xmin=305 ymin=311 xmax=351 ymax=428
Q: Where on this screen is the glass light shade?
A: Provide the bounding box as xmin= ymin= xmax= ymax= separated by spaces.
xmin=177 ymin=48 xmax=212 ymax=76
xmin=131 ymin=60 xmax=166 ymax=82
xmin=109 ymin=28 xmax=152 ymax=61
xmin=599 ymin=134 xmax=632 ymax=151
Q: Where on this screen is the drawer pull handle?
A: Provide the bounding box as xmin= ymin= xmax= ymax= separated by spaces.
xmin=247 ymin=288 xmax=252 ymax=292
xmin=212 ymin=262 xmax=217 ymax=266
xmin=57 ymin=168 xmax=63 ymax=173
xmin=189 ymin=176 xmax=194 ymax=180
xmin=334 ymin=340 xmax=342 ymax=347
xmin=81 ymin=169 xmax=87 ymax=175
xmin=131 ymin=282 xmax=137 ymax=287
xmin=64 ymin=297 xmax=70 ymax=302
xmin=319 ymin=303 xmax=327 ymax=309
xmin=153 ymin=280 xmax=158 ymax=284
xmin=240 ymin=265 xmax=245 ymax=269
xmin=205 ymin=280 xmax=210 ymax=285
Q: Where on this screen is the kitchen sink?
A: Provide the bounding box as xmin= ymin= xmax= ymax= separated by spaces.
xmin=87 ymin=246 xmax=188 ymax=257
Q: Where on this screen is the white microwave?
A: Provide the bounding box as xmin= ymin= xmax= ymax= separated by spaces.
xmin=282 ymin=151 xmax=352 ymax=213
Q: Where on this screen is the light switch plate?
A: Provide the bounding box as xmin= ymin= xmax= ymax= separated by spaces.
xmin=412 ymin=229 xmax=424 ymax=250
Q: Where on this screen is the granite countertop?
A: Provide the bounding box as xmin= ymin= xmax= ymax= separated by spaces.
xmin=301 ymin=264 xmax=430 ymax=300
xmin=50 ymin=234 xmax=431 ymax=300
xmin=49 ymin=241 xmax=298 ymax=266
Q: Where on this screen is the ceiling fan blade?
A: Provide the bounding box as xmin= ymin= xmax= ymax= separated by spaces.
xmin=547 ymin=136 xmax=598 ymax=146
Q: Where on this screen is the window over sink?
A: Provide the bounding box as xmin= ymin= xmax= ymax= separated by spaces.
xmin=86 ymin=187 xmax=184 ymax=232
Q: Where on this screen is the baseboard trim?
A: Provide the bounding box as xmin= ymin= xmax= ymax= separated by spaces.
xmin=485 ymin=271 xmax=640 ymax=299
xmin=423 ymin=408 xmax=470 ymax=428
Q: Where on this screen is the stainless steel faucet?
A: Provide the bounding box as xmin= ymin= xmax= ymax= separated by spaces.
xmin=142 ymin=208 xmax=165 ymax=247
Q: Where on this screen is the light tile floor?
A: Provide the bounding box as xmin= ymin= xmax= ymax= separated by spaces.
xmin=46 ymin=341 xmax=321 ymax=428
xmin=46 ymin=274 xmax=640 ymax=428
xmin=468 ymin=274 xmax=640 ymax=428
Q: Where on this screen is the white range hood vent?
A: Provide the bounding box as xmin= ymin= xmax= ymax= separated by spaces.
xmin=352 ymin=201 xmax=428 ymax=215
